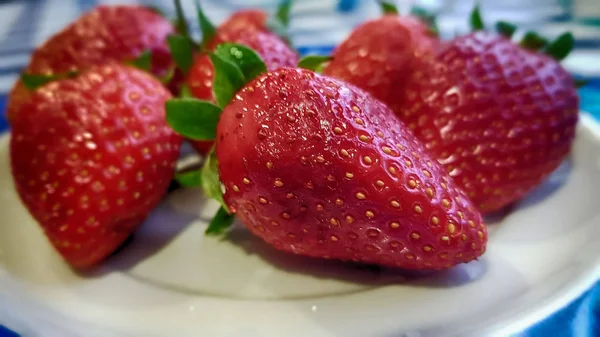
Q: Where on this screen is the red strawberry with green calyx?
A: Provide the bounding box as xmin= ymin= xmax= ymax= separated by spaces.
xmin=10 ymin=63 xmax=183 ymax=269
xmin=167 ymin=0 xmax=298 ymax=155
xmin=397 ymin=6 xmax=580 ymax=213
xmin=323 ymin=1 xmax=440 ymax=115
xmin=166 ymin=44 xmax=487 ymax=270
xmin=7 ymin=5 xmax=175 ymax=122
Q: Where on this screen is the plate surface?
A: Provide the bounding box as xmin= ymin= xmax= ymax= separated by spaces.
xmin=1 ymin=115 xmax=600 ymax=337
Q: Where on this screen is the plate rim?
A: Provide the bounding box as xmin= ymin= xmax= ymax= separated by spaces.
xmin=0 ymin=113 xmax=599 ymax=337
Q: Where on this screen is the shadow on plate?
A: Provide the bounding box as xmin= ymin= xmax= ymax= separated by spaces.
xmin=483 ymin=158 xmax=572 ymax=226
xmin=224 ymin=226 xmax=488 ymax=289
xmin=81 ymin=189 xmax=210 ymax=278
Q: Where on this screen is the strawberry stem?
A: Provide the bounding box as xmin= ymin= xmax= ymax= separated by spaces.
xmin=275 ymin=0 xmax=293 ymax=27
xmin=173 ymin=0 xmax=194 ymax=45
xmin=195 ymin=0 xmax=217 ymax=49
xmin=266 ymin=1 xmax=295 ymax=46
xmin=167 ymin=34 xmax=195 ymax=74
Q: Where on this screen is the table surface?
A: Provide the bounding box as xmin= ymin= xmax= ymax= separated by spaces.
xmin=0 ymin=0 xmax=598 ymax=336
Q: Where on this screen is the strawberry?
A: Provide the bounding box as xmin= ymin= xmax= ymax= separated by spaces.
xmin=166 ymin=44 xmax=487 ymax=270
xmin=10 ymin=64 xmax=182 ymax=269
xmin=7 ymin=5 xmax=175 ymax=122
xmin=323 ymin=1 xmax=439 ymax=115
xmin=397 ymin=9 xmax=579 ymax=213
xmin=168 ymin=1 xmax=298 ymax=155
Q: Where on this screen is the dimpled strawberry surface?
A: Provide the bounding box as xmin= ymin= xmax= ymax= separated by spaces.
xmin=216 ymin=68 xmax=487 ymax=270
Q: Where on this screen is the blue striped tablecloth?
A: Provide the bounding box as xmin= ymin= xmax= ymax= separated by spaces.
xmin=0 ymin=0 xmax=598 ymax=336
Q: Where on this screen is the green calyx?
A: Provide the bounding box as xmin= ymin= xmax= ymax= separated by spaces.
xmin=298 ymin=55 xmax=332 ymax=73
xmin=544 ymin=32 xmax=574 ymax=61
xmin=411 ymin=6 xmax=440 ymax=36
xmin=211 ymin=43 xmax=268 ymax=107
xmin=379 ymin=1 xmax=399 ymax=15
xmin=126 ymin=50 xmax=152 ymax=72
xmin=470 ymin=4 xmax=574 ymax=61
xmin=470 ymin=4 xmax=485 ymax=31
xmin=166 ymin=43 xmax=266 ymax=138
xmin=496 ymin=21 xmax=517 ymax=39
xmin=168 ymin=0 xmax=216 ymax=75
xmin=377 ymin=1 xmax=439 ymax=36
xmin=21 ymin=71 xmax=77 ymax=91
xmin=165 ymin=43 xmax=268 ymax=235
xmin=520 ymin=31 xmax=548 ymax=50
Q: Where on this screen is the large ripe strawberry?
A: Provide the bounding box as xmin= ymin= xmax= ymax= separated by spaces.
xmin=323 ymin=1 xmax=439 ymax=115
xmin=7 ymin=5 xmax=175 ymax=121
xmin=168 ymin=1 xmax=298 ymax=155
xmin=397 ymin=10 xmax=579 ymax=213
xmin=10 ymin=64 xmax=182 ymax=269
xmin=166 ymin=44 xmax=487 ymax=270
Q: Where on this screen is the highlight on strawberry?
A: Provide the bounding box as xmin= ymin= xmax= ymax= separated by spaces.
xmin=166 ymin=43 xmax=488 ymax=270
xmin=167 ymin=0 xmax=298 ymax=155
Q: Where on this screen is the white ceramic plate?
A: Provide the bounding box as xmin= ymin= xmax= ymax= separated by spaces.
xmin=1 ymin=114 xmax=599 ymax=337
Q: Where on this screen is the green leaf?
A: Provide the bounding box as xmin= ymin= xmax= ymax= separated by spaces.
xmin=520 ymin=31 xmax=548 ymax=51
xmin=470 ymin=4 xmax=484 ymax=31
xmin=127 ymin=50 xmax=152 ymax=72
xmin=545 ymin=32 xmax=574 ymax=61
xmin=411 ymin=6 xmax=439 ymax=36
xmin=575 ymin=78 xmax=588 ymax=88
xmin=21 ymin=71 xmax=77 ymax=91
xmin=195 ymin=0 xmax=216 ymax=49
xmin=179 ymin=84 xmax=193 ymax=98
xmin=297 ymin=55 xmax=332 ymax=73
xmin=379 ymin=1 xmax=399 ymax=15
xmin=167 ymin=34 xmax=195 ymax=74
xmin=496 ymin=21 xmax=517 ymax=39
xmin=210 ymin=53 xmax=246 ymax=108
xmin=173 ymin=0 xmax=191 ymax=41
xmin=201 ymin=148 xmax=228 ymax=211
xmin=214 ymin=43 xmax=267 ymax=82
xmin=165 ymin=98 xmax=222 ymax=140
xmin=275 ymin=0 xmax=293 ymax=27
xmin=158 ymin=66 xmax=176 ymax=85
xmin=175 ymin=169 xmax=203 ymax=187
xmin=205 ymin=206 xmax=235 ymax=235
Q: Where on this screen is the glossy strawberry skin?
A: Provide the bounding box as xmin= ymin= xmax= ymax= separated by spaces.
xmin=323 ymin=14 xmax=439 ymax=115
xmin=7 ymin=5 xmax=175 ymax=121
xmin=10 ymin=64 xmax=182 ymax=269
xmin=216 ymin=68 xmax=487 ymax=270
xmin=399 ymin=32 xmax=579 ymax=213
xmin=187 ymin=30 xmax=298 ymax=154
